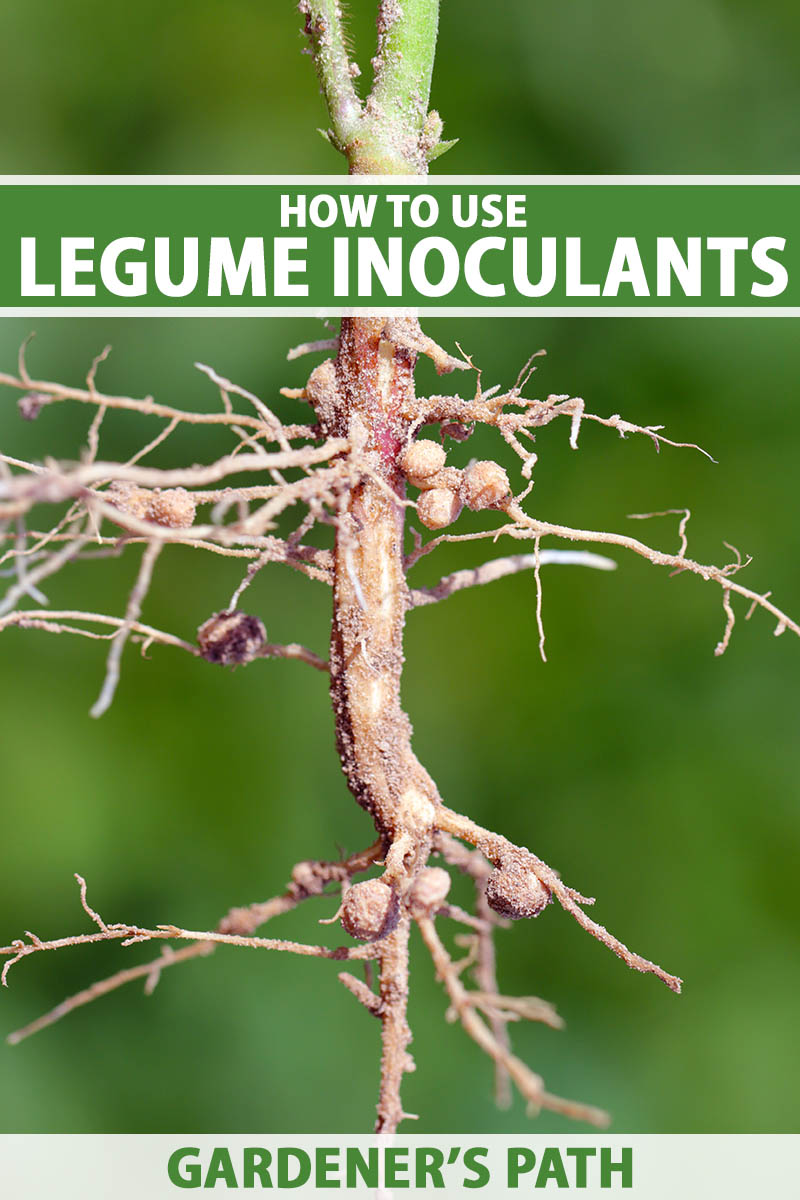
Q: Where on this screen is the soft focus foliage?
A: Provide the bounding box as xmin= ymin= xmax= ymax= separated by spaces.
xmin=1 ymin=0 xmax=799 ymax=1132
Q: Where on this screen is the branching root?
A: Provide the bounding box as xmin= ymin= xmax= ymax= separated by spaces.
xmin=2 ymin=327 xmax=796 ymax=1133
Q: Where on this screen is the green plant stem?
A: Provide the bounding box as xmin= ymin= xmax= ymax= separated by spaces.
xmin=299 ymin=0 xmax=362 ymax=148
xmin=354 ymin=0 xmax=440 ymax=174
xmin=371 ymin=0 xmax=440 ymax=136
xmin=301 ymin=0 xmax=442 ymax=174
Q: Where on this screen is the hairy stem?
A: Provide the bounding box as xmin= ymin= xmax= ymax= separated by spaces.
xmin=299 ymin=1 xmax=362 ymax=148
xmin=300 ymin=0 xmax=443 ymax=173
xmin=373 ymin=0 xmax=439 ymax=119
xmin=357 ymin=0 xmax=440 ymax=173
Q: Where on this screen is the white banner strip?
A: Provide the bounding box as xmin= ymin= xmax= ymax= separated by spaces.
xmin=1 ymin=1135 xmax=796 ymax=1198
xmin=3 ymin=308 xmax=800 ymax=318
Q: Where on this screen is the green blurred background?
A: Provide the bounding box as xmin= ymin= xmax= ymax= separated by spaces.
xmin=1 ymin=0 xmax=799 ymax=1135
